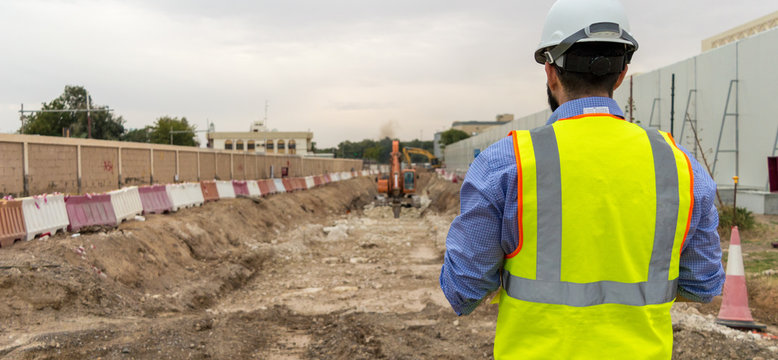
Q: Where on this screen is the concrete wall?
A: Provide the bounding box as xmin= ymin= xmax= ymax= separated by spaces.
xmin=444 ymin=28 xmax=778 ymax=191
xmin=444 ymin=109 xmax=551 ymax=174
xmin=0 ymin=134 xmax=363 ymax=197
xmin=613 ymin=27 xmax=778 ymax=190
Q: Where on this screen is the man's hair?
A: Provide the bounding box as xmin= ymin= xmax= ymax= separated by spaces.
xmin=555 ymin=42 xmax=628 ymax=98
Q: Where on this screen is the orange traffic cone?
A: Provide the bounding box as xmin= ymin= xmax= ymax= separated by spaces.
xmin=715 ymin=226 xmax=765 ymax=330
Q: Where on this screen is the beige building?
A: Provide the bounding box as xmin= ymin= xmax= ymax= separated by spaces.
xmin=452 ymin=114 xmax=514 ymax=136
xmin=206 ymin=120 xmax=313 ymax=156
xmin=702 ymin=10 xmax=778 ymax=51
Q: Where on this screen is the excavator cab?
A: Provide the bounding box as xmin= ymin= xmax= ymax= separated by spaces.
xmin=402 ymin=169 xmax=415 ymax=194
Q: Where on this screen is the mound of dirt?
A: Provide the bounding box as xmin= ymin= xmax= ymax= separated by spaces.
xmin=0 ymin=178 xmax=376 ymax=334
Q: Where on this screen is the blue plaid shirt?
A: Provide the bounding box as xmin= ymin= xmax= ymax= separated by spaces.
xmin=440 ymin=97 xmax=725 ymax=316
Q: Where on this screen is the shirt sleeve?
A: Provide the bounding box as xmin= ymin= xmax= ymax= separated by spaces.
xmin=677 ymin=147 xmax=725 ymax=303
xmin=439 ymin=146 xmax=506 ymax=315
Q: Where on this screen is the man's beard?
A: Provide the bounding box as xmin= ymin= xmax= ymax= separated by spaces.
xmin=547 ymin=85 xmax=560 ymax=112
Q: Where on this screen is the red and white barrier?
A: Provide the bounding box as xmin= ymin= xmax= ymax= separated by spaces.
xmin=247 ymin=180 xmax=262 ymax=197
xmin=257 ymin=179 xmax=273 ymax=195
xmin=0 ymin=199 xmax=26 ymax=248
xmin=65 ymin=194 xmax=118 ymax=232
xmin=139 ymin=185 xmax=173 ymax=214
xmin=21 ymin=194 xmax=69 ymax=240
xmin=109 ymin=187 xmax=143 ymax=224
xmin=273 ymin=179 xmax=287 ymax=193
xmin=167 ymin=183 xmax=204 ymax=211
xmin=304 ymin=176 xmax=316 ymax=189
xmin=200 ymin=181 xmax=219 ymax=202
xmin=281 ymin=178 xmax=295 ymax=192
xmin=215 ymin=180 xmax=236 ymax=199
xmin=232 ymin=180 xmax=250 ymax=197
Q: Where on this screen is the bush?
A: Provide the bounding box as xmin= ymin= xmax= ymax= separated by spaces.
xmin=718 ymin=205 xmax=756 ymax=231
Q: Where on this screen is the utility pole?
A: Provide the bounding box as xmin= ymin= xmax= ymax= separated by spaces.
xmin=86 ymin=89 xmax=92 ymax=138
xmin=670 ymin=74 xmax=675 ymax=137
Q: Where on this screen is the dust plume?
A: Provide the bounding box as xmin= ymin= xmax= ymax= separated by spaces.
xmin=379 ymin=120 xmax=399 ymax=139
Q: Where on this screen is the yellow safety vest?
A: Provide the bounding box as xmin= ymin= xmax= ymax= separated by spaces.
xmin=495 ymin=114 xmax=694 ymax=360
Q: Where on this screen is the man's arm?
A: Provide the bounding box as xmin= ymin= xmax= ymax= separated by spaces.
xmin=440 ymin=146 xmax=506 ymax=316
xmin=677 ymin=150 xmax=725 ymax=302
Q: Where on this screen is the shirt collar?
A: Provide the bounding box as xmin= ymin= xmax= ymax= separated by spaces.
xmin=546 ymin=97 xmax=625 ymax=125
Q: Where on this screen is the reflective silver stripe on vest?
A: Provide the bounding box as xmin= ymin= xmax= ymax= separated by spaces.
xmin=644 ymin=128 xmax=679 ymax=282
xmin=531 ymin=126 xmax=563 ymax=282
xmin=504 ymin=125 xmax=681 ymax=307
xmin=502 ymin=269 xmax=679 ymax=307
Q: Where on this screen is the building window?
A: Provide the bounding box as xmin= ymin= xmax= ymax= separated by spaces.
xmin=236 ymin=140 xmax=244 ymax=150
xmin=247 ymin=140 xmax=255 ymax=151
xmin=289 ymin=140 xmax=296 ymax=155
xmin=225 ymin=139 xmax=233 ymax=150
xmin=277 ymin=140 xmax=286 ymax=154
xmin=266 ymin=139 xmax=274 ymax=151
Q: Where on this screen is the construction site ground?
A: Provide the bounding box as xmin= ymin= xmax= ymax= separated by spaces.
xmin=1 ymin=174 xmax=777 ymax=359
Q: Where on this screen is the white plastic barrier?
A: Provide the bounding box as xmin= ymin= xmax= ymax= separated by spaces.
xmin=215 ymin=180 xmax=236 ymax=199
xmin=330 ymin=173 xmax=341 ymax=182
xmin=247 ymin=180 xmax=262 ymax=197
xmin=20 ymin=194 xmax=69 ymax=240
xmin=340 ymin=172 xmax=352 ymax=181
xmin=109 ymin=186 xmax=143 ymax=223
xmin=166 ymin=183 xmax=197 ymax=211
xmin=273 ymin=178 xmax=287 ymax=193
xmin=304 ymin=176 xmax=315 ymax=189
xmin=184 ymin=182 xmax=205 ymax=207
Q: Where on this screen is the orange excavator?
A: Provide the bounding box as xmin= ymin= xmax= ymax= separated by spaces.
xmin=376 ymin=140 xmax=420 ymax=218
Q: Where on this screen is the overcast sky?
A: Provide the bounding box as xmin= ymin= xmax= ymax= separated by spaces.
xmin=0 ymin=1 xmax=774 ymax=147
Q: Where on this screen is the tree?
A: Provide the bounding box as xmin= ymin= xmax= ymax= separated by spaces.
xmin=439 ymin=129 xmax=470 ymax=146
xmin=122 ymin=127 xmax=151 ymax=143
xmin=20 ymin=85 xmax=126 ymax=140
xmin=148 ymin=116 xmax=199 ymax=146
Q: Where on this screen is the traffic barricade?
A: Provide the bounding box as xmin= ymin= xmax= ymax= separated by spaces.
xmin=247 ymin=180 xmax=262 ymax=197
xmin=330 ymin=173 xmax=340 ymax=182
xmin=183 ymin=182 xmax=205 ymax=207
xmin=313 ymin=176 xmax=324 ymax=187
xmin=21 ymin=194 xmax=69 ymax=240
xmin=65 ymin=194 xmax=118 ymax=233
xmin=200 ymin=181 xmax=219 ymax=202
xmin=232 ymin=180 xmax=250 ymax=197
xmin=281 ymin=178 xmax=294 ymax=192
xmin=273 ymin=179 xmax=287 ymax=193
xmin=304 ymin=176 xmax=315 ymax=189
xmin=215 ymin=180 xmax=236 ymax=199
xmin=109 ymin=186 xmax=143 ymax=224
xmin=293 ymin=178 xmax=304 ymax=191
xmin=167 ymin=183 xmax=190 ymax=211
xmin=324 ymin=174 xmax=332 ymax=183
xmin=257 ymin=179 xmax=272 ymax=195
xmin=0 ymin=199 xmax=27 ymax=248
xmin=139 ymin=185 xmax=173 ymax=215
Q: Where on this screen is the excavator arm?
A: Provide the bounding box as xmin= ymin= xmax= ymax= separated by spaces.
xmin=401 ymin=147 xmax=441 ymax=168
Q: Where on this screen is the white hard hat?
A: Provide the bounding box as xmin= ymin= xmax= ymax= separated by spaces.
xmin=535 ymin=0 xmax=638 ymax=66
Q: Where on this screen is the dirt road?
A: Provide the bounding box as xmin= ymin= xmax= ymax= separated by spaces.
xmin=1 ymin=175 xmax=776 ymax=359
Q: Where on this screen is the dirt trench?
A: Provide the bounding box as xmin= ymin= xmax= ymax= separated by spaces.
xmin=1 ymin=173 xmax=777 ymax=359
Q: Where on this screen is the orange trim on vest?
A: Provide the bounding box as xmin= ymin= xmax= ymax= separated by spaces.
xmin=667 ymin=134 xmax=695 ymax=253
xmin=558 ymin=113 xmax=625 ymax=122
xmin=506 ymin=131 xmax=523 ymax=259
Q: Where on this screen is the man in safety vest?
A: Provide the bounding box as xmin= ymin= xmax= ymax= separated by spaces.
xmin=439 ymin=0 xmax=725 ymax=358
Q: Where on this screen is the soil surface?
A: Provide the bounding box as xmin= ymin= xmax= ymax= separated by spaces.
xmin=1 ymin=174 xmax=776 ymax=359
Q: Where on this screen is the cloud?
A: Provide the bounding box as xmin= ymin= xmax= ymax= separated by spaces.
xmin=0 ymin=0 xmax=775 ymax=146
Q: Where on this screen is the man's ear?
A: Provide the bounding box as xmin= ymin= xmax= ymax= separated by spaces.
xmin=613 ymin=65 xmax=629 ymax=91
xmin=545 ymin=63 xmax=560 ymax=91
